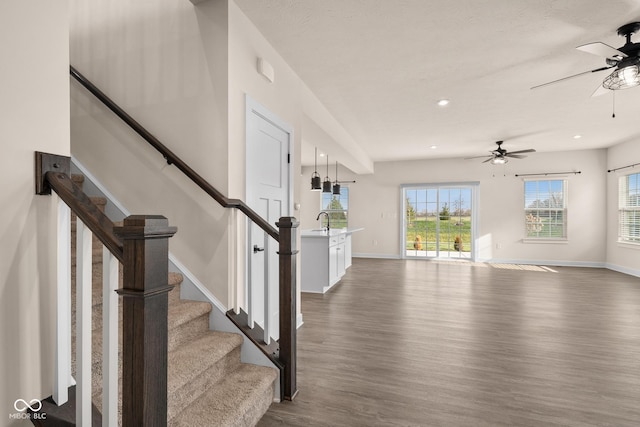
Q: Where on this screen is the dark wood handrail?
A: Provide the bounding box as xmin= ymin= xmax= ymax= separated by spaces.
xmin=49 ymin=171 xmax=124 ymax=262
xmin=69 ymin=65 xmax=278 ymax=241
xmin=36 ymin=152 xmax=124 ymax=262
xmin=69 ymin=66 xmax=298 ymax=401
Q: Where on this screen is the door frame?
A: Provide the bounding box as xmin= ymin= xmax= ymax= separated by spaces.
xmin=400 ymin=182 xmax=479 ymax=261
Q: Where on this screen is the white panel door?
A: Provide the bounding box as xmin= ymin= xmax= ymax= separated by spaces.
xmin=246 ymin=97 xmax=291 ymax=343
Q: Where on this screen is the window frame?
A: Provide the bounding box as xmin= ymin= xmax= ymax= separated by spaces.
xmin=618 ymin=172 xmax=640 ymax=245
xmin=320 ymin=186 xmax=349 ymax=229
xmin=523 ymin=178 xmax=568 ymax=241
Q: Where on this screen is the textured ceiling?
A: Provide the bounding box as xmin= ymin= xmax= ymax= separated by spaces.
xmin=235 ymin=0 xmax=640 ymax=170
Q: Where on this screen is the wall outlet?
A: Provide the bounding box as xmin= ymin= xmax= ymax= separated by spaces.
xmin=372 ymin=240 xmax=378 ymax=246
xmin=496 ymin=243 xmax=502 ymax=249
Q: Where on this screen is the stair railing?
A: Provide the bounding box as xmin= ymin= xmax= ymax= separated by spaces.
xmin=70 ymin=65 xmax=298 ymax=401
xmin=36 ymin=152 xmax=177 ymax=426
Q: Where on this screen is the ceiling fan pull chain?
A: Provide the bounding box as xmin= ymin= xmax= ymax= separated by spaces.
xmin=612 ymin=90 xmax=616 ymax=118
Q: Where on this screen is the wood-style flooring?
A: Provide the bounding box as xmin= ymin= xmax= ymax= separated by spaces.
xmin=258 ymin=258 xmax=640 ymax=427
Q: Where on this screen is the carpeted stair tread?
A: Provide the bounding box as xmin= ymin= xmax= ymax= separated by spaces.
xmin=168 ymin=299 xmax=212 ymax=331
xmin=168 ymin=272 xmax=183 ymax=286
xmin=83 ymin=298 xmax=212 ymax=374
xmin=167 ymin=331 xmax=243 ymax=420
xmin=87 ymin=300 xmax=213 ymax=406
xmin=168 ymin=364 xmax=277 ymax=427
xmin=168 ymin=272 xmax=183 ymax=305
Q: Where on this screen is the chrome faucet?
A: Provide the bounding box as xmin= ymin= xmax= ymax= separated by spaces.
xmin=316 ymin=211 xmax=330 ymax=230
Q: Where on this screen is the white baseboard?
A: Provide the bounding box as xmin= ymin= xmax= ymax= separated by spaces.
xmin=605 ymin=263 xmax=640 ymax=278
xmin=353 ymin=253 xmax=401 ymax=259
xmin=478 ymin=258 xmax=606 ymax=268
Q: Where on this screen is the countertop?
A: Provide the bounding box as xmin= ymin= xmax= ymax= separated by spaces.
xmin=300 ymin=227 xmax=364 ymax=238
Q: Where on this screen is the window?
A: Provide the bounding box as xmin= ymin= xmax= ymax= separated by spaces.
xmin=524 ymin=179 xmax=567 ymax=239
xmin=618 ymin=172 xmax=640 ymax=244
xmin=320 ymin=187 xmax=349 ymax=229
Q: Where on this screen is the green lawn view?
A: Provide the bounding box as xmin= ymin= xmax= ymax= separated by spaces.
xmin=406 ymin=216 xmax=471 ymax=252
xmin=525 ymin=212 xmax=565 ymax=238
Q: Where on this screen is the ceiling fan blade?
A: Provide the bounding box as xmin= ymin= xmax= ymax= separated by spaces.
xmin=482 ymin=157 xmax=495 ymax=163
xmin=506 ymin=148 xmax=536 ymax=155
xmin=591 ymin=83 xmax=610 ymax=97
xmin=464 ymin=155 xmax=492 ymax=160
xmin=576 ymin=42 xmax=627 ymax=59
xmin=531 ymin=66 xmax=612 ymax=90
xmin=505 ymin=154 xmax=527 ymax=159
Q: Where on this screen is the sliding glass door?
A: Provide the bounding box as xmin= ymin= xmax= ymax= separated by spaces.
xmin=403 ymin=184 xmax=476 ymax=259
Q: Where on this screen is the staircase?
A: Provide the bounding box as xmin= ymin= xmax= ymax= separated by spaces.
xmin=63 ymin=174 xmax=277 ymax=426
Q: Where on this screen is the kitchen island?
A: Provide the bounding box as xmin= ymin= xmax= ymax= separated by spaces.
xmin=300 ymin=227 xmax=363 ymax=293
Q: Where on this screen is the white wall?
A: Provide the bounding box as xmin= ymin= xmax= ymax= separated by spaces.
xmin=0 ymin=1 xmax=69 ymax=423
xmin=69 ymin=0 xmax=233 ymax=303
xmin=302 ymin=149 xmax=609 ymax=266
xmin=606 ymin=139 xmax=640 ymax=276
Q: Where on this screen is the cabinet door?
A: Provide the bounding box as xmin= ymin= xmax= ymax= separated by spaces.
xmin=336 ymin=243 xmax=346 ymax=278
xmin=329 ymin=244 xmax=339 ymax=285
xmin=345 ymin=234 xmax=352 ymax=269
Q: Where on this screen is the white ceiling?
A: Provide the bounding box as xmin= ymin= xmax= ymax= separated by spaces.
xmin=235 ymin=0 xmax=640 ymax=172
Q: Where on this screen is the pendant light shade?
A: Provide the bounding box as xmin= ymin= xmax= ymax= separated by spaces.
xmin=332 ymin=161 xmax=341 ymax=195
xmin=311 ymin=147 xmax=321 ymax=191
xmin=322 ymin=155 xmax=332 ymax=193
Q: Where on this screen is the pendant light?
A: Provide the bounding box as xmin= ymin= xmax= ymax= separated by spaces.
xmin=310 ymin=147 xmax=321 ymax=191
xmin=322 ymin=155 xmax=332 ymax=193
xmin=332 ymin=161 xmax=341 ymax=195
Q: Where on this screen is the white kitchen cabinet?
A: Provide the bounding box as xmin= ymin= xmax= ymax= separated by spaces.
xmin=300 ymin=228 xmax=362 ymax=293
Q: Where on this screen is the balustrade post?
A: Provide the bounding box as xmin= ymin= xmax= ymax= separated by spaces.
xmin=114 ymin=215 xmax=177 ymax=426
xmin=276 ymin=216 xmax=299 ymax=401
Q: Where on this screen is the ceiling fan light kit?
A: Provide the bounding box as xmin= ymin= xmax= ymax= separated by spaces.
xmin=602 ymin=65 xmax=640 ymax=89
xmin=491 ymin=157 xmax=507 ymax=165
xmin=533 ymin=22 xmax=640 ymax=94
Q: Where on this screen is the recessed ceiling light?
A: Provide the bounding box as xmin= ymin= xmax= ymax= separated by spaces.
xmin=437 ymin=99 xmax=450 ymax=106
xmin=573 ymin=135 xmax=582 ymax=139
xmin=430 ymin=145 xmax=438 ymax=149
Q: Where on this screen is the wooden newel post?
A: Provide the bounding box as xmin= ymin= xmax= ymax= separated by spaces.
xmin=114 ymin=215 xmax=177 ymax=426
xmin=276 ymin=216 xmax=299 ymax=401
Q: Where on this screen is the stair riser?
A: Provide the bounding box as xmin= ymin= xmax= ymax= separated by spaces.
xmin=81 ymin=284 xmax=179 ymax=332
xmin=168 ymin=314 xmax=210 ymax=353
xmin=167 ymin=346 xmax=242 ymax=420
xmin=167 ymin=364 xmax=277 ymax=427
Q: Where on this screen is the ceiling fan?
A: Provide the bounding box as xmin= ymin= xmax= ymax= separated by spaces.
xmin=465 ymin=141 xmax=536 ymax=164
xmin=532 ymin=22 xmax=640 ymax=95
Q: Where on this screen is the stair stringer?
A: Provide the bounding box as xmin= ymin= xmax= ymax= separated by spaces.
xmin=70 ymin=156 xmax=281 ymax=401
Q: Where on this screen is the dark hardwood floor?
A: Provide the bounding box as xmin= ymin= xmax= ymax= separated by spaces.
xmin=258 ymin=258 xmax=640 ymax=427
